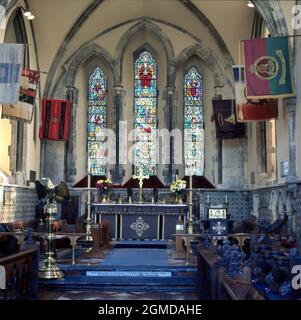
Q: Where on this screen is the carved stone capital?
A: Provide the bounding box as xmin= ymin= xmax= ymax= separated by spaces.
xmin=113 ymin=85 xmax=125 ymax=96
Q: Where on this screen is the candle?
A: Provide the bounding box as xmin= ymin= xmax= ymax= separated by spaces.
xmin=225 ymin=194 xmax=228 ymax=204
xmin=207 ymin=194 xmax=210 ymax=203
xmin=87 ymin=173 xmax=91 ymax=203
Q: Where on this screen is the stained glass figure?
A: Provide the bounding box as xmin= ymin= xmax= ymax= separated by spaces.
xmin=184 ymin=67 xmax=204 ymax=175
xmin=134 ymin=51 xmax=158 ymax=175
xmin=87 ymin=67 xmax=108 ymax=175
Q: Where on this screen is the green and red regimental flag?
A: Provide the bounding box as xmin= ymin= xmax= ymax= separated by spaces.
xmin=233 ymin=65 xmax=278 ymax=122
xmin=242 ymin=36 xmax=294 ymax=99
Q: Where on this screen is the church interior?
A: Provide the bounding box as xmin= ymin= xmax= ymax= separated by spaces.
xmin=0 ymin=0 xmax=301 ymax=301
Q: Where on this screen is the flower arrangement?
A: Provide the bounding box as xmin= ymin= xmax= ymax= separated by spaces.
xmin=95 ymin=179 xmax=112 ymax=190
xmin=170 ymin=179 xmax=186 ymax=203
xmin=96 ymin=179 xmax=112 ymax=202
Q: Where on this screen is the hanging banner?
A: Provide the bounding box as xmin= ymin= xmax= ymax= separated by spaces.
xmin=242 ymin=36 xmax=294 ymax=98
xmin=233 ymin=65 xmax=278 ymax=122
xmin=0 ymin=43 xmax=24 ymax=104
xmin=39 ymin=98 xmax=71 ymax=141
xmin=1 ymin=68 xmax=40 ymax=122
xmin=212 ymin=99 xmax=245 ymax=139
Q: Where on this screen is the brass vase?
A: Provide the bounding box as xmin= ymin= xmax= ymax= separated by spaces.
xmin=176 ymin=194 xmax=183 ymax=204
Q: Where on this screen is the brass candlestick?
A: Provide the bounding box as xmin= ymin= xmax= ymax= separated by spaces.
xmin=85 ymin=172 xmax=93 ymax=241
xmin=39 ymin=201 xmax=64 ymax=279
xmin=187 ymin=165 xmax=194 ymax=235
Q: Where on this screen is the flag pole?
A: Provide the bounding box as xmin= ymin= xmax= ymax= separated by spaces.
xmin=239 ymin=34 xmax=301 ymax=43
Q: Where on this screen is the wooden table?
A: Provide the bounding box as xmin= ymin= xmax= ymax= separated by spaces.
xmin=173 ymin=233 xmax=204 ymax=265
xmin=37 ymin=232 xmax=85 ymax=265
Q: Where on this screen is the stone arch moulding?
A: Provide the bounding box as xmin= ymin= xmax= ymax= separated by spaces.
xmin=4 ymin=6 xmax=30 ymax=185
xmin=45 ymin=43 xmax=116 ymax=185
xmin=51 ymin=43 xmax=115 ymax=98
xmin=175 ymin=44 xmax=226 ymax=89
xmin=43 ymin=0 xmax=105 ymax=97
xmin=253 ymin=0 xmax=289 ymax=36
xmin=115 ymin=19 xmax=175 ymax=86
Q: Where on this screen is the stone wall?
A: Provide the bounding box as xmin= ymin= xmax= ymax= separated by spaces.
xmin=0 ymin=185 xmax=37 ymax=223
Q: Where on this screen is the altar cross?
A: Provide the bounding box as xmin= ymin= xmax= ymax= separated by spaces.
xmin=212 ymin=221 xmax=226 ymax=235
xmin=133 ymin=166 xmax=149 ymax=204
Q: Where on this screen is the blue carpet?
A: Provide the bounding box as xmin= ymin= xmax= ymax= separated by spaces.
xmin=101 ymin=248 xmax=168 ymax=267
xmin=114 ymin=240 xmax=168 ymax=249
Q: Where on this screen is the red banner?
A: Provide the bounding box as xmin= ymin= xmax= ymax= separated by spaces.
xmin=236 ymin=99 xmax=278 ymax=122
xmin=39 ymin=99 xmax=71 ymax=141
xmin=233 ymin=65 xmax=278 ymax=122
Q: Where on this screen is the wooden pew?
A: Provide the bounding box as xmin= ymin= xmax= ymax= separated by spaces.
xmin=0 ymin=248 xmax=39 ymax=300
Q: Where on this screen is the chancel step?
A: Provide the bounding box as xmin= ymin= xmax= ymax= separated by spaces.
xmin=39 ymin=265 xmax=197 ymax=292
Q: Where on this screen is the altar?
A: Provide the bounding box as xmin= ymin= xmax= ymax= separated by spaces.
xmin=92 ymin=203 xmax=188 ymax=240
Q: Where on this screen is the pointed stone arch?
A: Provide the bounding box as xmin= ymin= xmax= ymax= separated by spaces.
xmin=66 ymin=43 xmax=115 ymax=88
xmin=51 ymin=43 xmax=115 ymax=97
xmin=175 ymin=43 xmax=225 ymax=89
xmin=115 ymin=18 xmax=175 ymax=85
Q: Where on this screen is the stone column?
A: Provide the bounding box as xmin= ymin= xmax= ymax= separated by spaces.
xmin=163 ymin=60 xmax=177 ymax=185
xmin=110 ymin=85 xmax=125 ymax=185
xmin=286 ymin=195 xmax=294 ymax=234
xmin=65 ymin=86 xmax=79 ymax=185
xmin=163 ymin=86 xmax=176 ymax=185
xmin=285 ymin=96 xmax=297 ymax=183
xmin=9 ymin=120 xmax=27 ymax=185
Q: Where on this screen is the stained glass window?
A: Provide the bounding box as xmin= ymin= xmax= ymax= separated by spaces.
xmin=134 ymin=51 xmax=158 ymax=175
xmin=87 ymin=67 xmax=108 ymax=175
xmin=184 ymin=67 xmax=204 ymax=175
